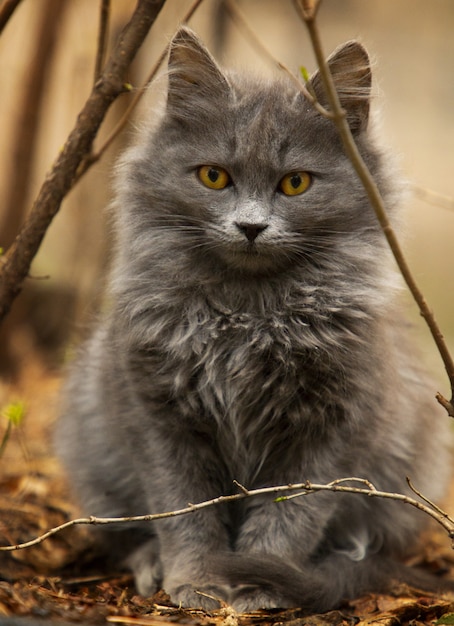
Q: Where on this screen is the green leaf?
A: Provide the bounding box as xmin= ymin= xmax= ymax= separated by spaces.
xmin=436 ymin=614 xmax=454 ymax=625
xmin=300 ymin=65 xmax=310 ymax=83
xmin=274 ymin=496 xmax=288 ymax=503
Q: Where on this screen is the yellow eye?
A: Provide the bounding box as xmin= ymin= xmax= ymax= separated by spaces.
xmin=279 ymin=171 xmax=311 ymax=196
xmin=197 ymin=165 xmax=230 ymax=190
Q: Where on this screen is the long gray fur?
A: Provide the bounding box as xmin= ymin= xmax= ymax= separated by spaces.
xmin=56 ymin=27 xmax=451 ymax=612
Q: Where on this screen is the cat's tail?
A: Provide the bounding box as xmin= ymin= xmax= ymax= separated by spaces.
xmin=210 ymin=551 xmax=453 ymax=611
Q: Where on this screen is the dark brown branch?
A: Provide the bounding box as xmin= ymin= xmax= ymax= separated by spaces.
xmin=294 ymin=0 xmax=454 ymax=417
xmin=0 ymin=0 xmax=166 ymax=324
xmin=94 ymin=0 xmax=111 ymax=82
xmin=0 ymin=0 xmax=68 ymax=252
xmin=0 ymin=0 xmax=23 ymax=34
xmin=77 ymin=0 xmax=205 ymax=179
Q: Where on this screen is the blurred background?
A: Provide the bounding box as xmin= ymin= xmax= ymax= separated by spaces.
xmin=0 ymin=0 xmax=453 ymax=391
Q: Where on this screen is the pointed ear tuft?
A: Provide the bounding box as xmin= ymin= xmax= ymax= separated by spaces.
xmin=308 ymin=41 xmax=372 ymax=134
xmin=167 ymin=27 xmax=230 ymax=108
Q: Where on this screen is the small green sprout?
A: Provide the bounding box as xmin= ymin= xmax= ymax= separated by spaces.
xmin=299 ymin=65 xmax=310 ymax=83
xmin=0 ymin=401 xmax=26 ymax=457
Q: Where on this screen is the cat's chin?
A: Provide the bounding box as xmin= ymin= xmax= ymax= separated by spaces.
xmin=216 ymin=247 xmax=289 ymax=275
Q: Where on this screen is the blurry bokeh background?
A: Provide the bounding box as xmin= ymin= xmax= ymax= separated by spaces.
xmin=0 ymin=0 xmax=453 ymax=392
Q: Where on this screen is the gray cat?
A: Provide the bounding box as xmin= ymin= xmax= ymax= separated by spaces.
xmin=56 ymin=27 xmax=452 ymax=612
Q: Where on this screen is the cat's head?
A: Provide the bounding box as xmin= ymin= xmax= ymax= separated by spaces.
xmin=119 ymin=28 xmax=395 ymax=280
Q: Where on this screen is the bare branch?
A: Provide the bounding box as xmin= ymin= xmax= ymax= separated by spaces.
xmin=78 ymin=0 xmax=205 ymax=178
xmin=414 ymin=185 xmax=454 ymax=212
xmin=406 ymin=477 xmax=452 ymax=520
xmin=1 ymin=478 xmax=453 ymax=553
xmin=436 ymin=392 xmax=454 ymax=418
xmin=293 ymin=0 xmax=454 ymax=417
xmin=0 ymin=0 xmax=68 ymax=252
xmin=0 ymin=0 xmax=167 ymax=324
xmin=223 ymin=0 xmax=329 ymax=118
xmin=294 ymin=0 xmax=321 ymax=20
xmin=94 ymin=0 xmax=111 ymax=82
xmin=0 ymin=0 xmax=23 ymax=34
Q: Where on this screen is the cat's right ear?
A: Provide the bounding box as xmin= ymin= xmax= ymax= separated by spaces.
xmin=166 ymin=27 xmax=231 ymax=109
xmin=307 ymin=41 xmax=372 ymax=134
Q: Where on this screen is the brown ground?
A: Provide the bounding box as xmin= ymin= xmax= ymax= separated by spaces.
xmin=1 ymin=357 xmax=454 ymax=626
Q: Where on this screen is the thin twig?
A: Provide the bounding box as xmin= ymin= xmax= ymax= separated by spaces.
xmin=295 ymin=0 xmax=321 ymax=20
xmin=0 ymin=0 xmax=23 ymax=34
xmin=94 ymin=0 xmax=111 ymax=82
xmin=406 ymin=477 xmax=451 ymax=520
xmin=75 ymin=46 xmax=168 ymax=181
xmin=107 ymin=617 xmax=178 ymax=626
xmin=293 ymin=0 xmax=454 ymax=417
xmin=1 ymin=478 xmax=453 ymax=552
xmin=325 ymin=476 xmax=377 ymax=490
xmin=222 ymin=0 xmax=329 ymax=118
xmin=77 ymin=0 xmax=205 ymax=180
xmin=0 ymin=0 xmax=167 ymax=324
xmin=413 ymin=185 xmax=454 ymax=212
xmin=232 ymin=479 xmax=250 ymax=494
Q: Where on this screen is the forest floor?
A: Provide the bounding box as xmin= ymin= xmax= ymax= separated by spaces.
xmin=1 ymin=356 xmax=454 ymax=626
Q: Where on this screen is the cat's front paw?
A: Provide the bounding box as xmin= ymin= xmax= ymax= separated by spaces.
xmin=231 ymin=586 xmax=289 ymax=612
xmin=168 ymin=583 xmax=230 ymax=610
xmin=126 ymin=538 xmax=162 ymax=596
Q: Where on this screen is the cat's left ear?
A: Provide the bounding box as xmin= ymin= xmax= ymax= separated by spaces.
xmin=167 ymin=27 xmax=231 ymax=108
xmin=307 ymin=41 xmax=371 ymax=134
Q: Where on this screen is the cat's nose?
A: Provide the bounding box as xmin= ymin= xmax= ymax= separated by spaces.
xmin=235 ymin=222 xmax=268 ymax=242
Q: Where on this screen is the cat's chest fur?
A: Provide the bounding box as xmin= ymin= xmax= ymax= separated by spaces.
xmin=131 ymin=278 xmax=370 ymax=458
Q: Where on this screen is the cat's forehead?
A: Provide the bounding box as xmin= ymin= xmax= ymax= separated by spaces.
xmin=196 ymin=75 xmax=293 ymax=134
xmin=228 ymin=73 xmax=303 ymax=121
xmin=221 ymin=74 xmax=332 ymax=167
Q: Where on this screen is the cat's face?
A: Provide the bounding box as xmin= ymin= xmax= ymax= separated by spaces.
xmin=129 ymin=30 xmax=388 ymax=277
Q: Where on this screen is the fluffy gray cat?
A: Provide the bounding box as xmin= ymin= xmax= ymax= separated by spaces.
xmin=56 ymin=27 xmax=452 ymax=612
